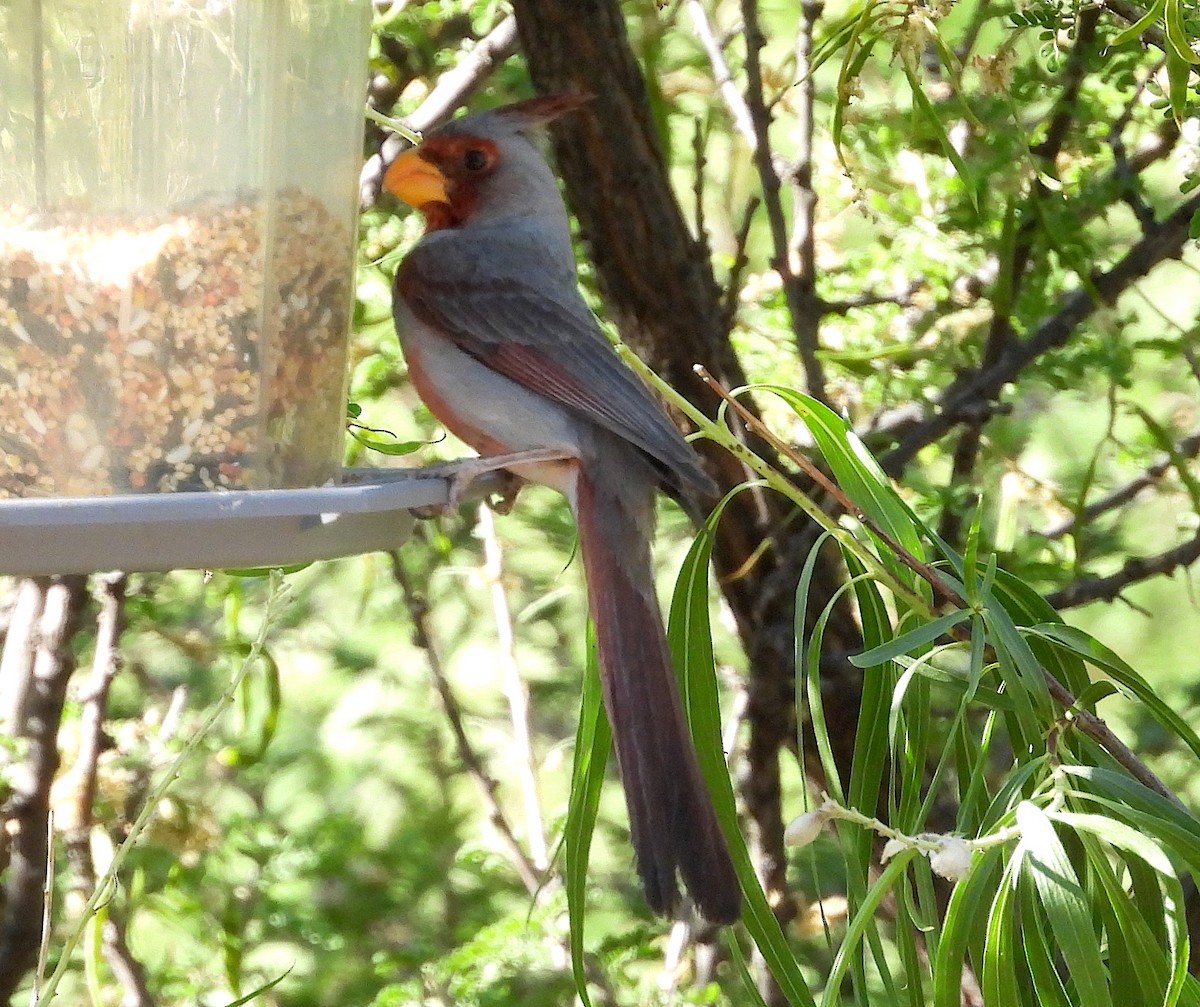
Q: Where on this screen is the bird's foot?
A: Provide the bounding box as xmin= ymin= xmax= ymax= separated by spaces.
xmin=412 ymin=449 xmax=574 ymax=517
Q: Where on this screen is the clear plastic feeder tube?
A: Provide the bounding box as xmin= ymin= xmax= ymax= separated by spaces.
xmin=0 ymin=0 xmax=372 ymax=497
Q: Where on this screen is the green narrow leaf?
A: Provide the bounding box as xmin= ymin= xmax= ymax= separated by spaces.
xmin=1078 ymin=833 xmax=1172 ymax=1004
xmin=849 ymin=610 xmax=969 ymax=667
xmin=981 ymin=602 xmax=1052 ymax=708
xmin=832 ymin=6 xmax=884 ymax=161
xmin=1166 ymin=48 xmax=1193 ymax=123
xmin=751 ymin=384 xmax=928 ymax=564
xmin=1165 ymin=0 xmax=1200 ymax=63
xmin=1061 ymin=765 xmax=1200 ymax=875
xmin=1025 ymin=624 xmax=1200 ymax=762
xmin=805 ymin=580 xmax=868 ymax=807
xmin=564 ymin=624 xmax=610 ymax=1007
xmin=218 ymin=967 xmax=294 ymax=1007
xmin=821 ymin=849 xmax=921 ymax=1007
xmin=347 ymin=429 xmax=428 ymax=456
xmin=843 ymin=549 xmax=904 ymax=1002
xmin=795 ymin=531 xmax=842 ymax=800
xmin=726 ymin=930 xmax=772 ymax=1007
xmin=903 ymin=64 xmax=981 ymax=217
xmin=668 ymin=488 xmax=819 ymax=1007
xmin=933 ymin=848 xmax=1003 ymax=1007
xmin=1017 ymin=870 xmax=1074 ymax=1007
xmin=982 ymin=854 xmax=1023 ymax=1007
xmin=845 ymin=551 xmax=895 ymax=816
xmin=1015 ymin=802 xmax=1114 ymax=1007
xmin=1107 ymin=0 xmax=1166 ymax=46
xmin=84 ymin=902 xmax=107 ymax=1007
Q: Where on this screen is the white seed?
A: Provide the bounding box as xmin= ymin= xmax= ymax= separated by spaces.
xmin=181 ymin=416 xmax=205 ymax=443
xmin=23 ymin=407 xmax=47 ymax=435
xmin=175 ymin=265 xmax=202 ymax=290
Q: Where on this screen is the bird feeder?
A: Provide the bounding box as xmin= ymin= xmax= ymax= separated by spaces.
xmin=0 ymin=0 xmax=441 ymax=575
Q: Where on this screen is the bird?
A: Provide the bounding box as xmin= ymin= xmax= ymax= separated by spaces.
xmin=383 ymin=94 xmax=742 ymax=925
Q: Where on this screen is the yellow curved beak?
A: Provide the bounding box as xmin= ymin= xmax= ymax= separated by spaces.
xmin=384 ymin=148 xmax=449 ymax=209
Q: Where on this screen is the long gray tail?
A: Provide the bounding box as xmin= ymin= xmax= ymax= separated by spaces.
xmin=574 ymin=470 xmax=741 ymax=925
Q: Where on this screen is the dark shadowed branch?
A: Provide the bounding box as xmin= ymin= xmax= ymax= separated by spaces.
xmin=0 ymin=576 xmax=89 ymax=1003
xmin=360 ymin=13 xmax=520 ymax=208
xmin=740 ymin=0 xmax=826 ymax=402
xmin=1046 ymin=529 xmax=1200 ymax=610
xmin=882 ymin=190 xmax=1200 ymax=474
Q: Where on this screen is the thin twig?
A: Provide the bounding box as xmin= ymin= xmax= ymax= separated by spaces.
xmin=819 ymin=286 xmax=921 ymax=315
xmin=476 ymin=505 xmax=549 ymax=871
xmin=30 ymin=810 xmax=53 ymax=1007
xmin=389 ymin=552 xmax=543 ymax=895
xmin=739 ymin=0 xmax=826 ymax=401
xmin=685 ymin=0 xmax=757 ymax=147
xmin=361 ymin=14 xmax=521 ymax=207
xmin=720 ymin=196 xmax=761 ymax=330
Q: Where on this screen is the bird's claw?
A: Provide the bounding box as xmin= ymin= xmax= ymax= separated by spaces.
xmin=411 ymin=449 xmax=573 ymax=518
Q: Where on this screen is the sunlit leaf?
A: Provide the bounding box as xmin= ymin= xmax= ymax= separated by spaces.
xmin=564 ymin=623 xmax=610 ymax=1007
xmin=1015 ymin=801 xmax=1113 ymax=1007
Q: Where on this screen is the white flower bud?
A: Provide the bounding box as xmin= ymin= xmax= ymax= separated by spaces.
xmin=784 ymin=809 xmax=827 ymax=848
xmin=880 ymin=838 xmax=908 ymax=863
xmin=929 ymin=836 xmax=974 ymax=881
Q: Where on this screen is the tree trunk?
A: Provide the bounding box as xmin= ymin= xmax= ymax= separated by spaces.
xmin=509 ymin=0 xmax=864 ymax=993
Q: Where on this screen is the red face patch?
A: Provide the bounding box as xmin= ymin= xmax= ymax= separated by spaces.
xmin=416 ymin=134 xmax=501 ymax=230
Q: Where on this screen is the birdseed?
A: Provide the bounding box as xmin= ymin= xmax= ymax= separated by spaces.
xmin=0 ymin=191 xmax=352 ymax=497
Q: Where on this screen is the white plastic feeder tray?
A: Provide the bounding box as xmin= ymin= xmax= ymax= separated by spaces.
xmin=0 ymin=468 xmax=455 ymax=577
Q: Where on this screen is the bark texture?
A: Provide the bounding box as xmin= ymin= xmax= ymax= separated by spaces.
xmin=508 ymin=0 xmax=864 ymax=976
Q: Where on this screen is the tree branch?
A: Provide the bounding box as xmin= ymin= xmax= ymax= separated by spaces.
xmin=740 ymin=0 xmax=826 ymax=401
xmin=0 ymin=576 xmax=88 ymax=1003
xmin=1045 ymin=528 xmax=1200 ymax=609
xmin=360 ymin=14 xmax=521 ymax=208
xmin=1039 ymin=430 xmax=1200 ymax=539
xmin=882 ymin=190 xmax=1200 ymax=474
xmin=685 ymin=0 xmax=757 ymax=148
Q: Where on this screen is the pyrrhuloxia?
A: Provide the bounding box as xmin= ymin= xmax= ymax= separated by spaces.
xmin=384 ymin=95 xmax=741 ymax=924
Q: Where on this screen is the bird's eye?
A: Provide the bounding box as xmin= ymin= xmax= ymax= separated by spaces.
xmin=463 ymin=148 xmax=489 ymax=172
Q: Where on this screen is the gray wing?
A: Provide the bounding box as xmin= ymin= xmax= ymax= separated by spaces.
xmin=396 ymin=225 xmax=716 ymax=501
